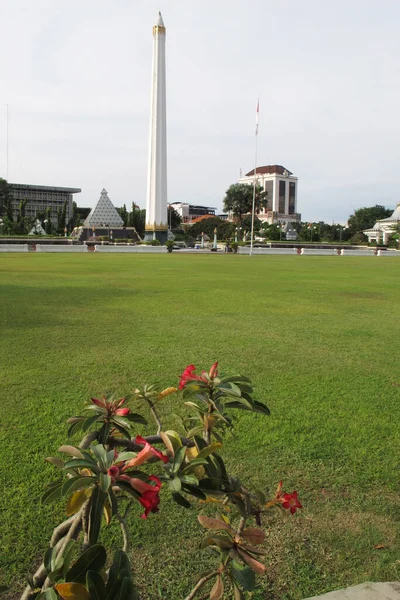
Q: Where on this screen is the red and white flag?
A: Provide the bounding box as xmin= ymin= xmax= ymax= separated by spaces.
xmin=255 ymin=99 xmax=259 ymax=136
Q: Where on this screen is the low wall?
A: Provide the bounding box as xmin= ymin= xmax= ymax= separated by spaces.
xmin=94 ymin=245 xmax=165 ymax=253
xmin=36 ymin=245 xmax=87 ymax=252
xmin=340 ymin=249 xmax=376 ymax=256
xmin=0 ymin=244 xmax=28 ymax=252
xmin=239 ymin=247 xmax=298 ymax=255
xmin=301 ymin=248 xmax=339 ymax=255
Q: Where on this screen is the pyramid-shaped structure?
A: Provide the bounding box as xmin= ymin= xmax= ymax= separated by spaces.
xmin=84 ymin=189 xmax=124 ymax=227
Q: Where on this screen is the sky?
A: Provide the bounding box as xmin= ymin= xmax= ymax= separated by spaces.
xmin=0 ymin=0 xmax=400 ymax=223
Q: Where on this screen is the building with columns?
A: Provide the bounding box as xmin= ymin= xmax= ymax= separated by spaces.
xmin=238 ymin=165 xmax=301 ymax=224
xmin=363 ymin=204 xmax=400 ymax=244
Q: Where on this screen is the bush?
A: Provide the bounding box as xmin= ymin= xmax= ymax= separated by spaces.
xmin=18 ymin=363 xmax=302 ymax=600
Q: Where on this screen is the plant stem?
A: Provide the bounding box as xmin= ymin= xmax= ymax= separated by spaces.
xmin=108 ymin=434 xmax=195 ymax=451
xmin=184 ymin=571 xmax=220 ymax=600
xmin=146 ymin=399 xmax=162 ymax=434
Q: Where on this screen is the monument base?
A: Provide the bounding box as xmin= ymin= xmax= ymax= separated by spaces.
xmin=144 ymin=229 xmax=168 ymax=244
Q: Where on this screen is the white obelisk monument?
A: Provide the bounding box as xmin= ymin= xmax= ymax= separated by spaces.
xmin=145 ymin=12 xmax=168 ymax=243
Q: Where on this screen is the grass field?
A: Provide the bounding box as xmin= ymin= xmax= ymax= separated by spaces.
xmin=0 ymin=254 xmax=399 ymax=600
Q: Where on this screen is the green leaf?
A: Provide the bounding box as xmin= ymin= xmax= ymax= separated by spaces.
xmin=181 ymin=483 xmax=206 ymax=500
xmin=253 ymin=400 xmax=270 ymax=415
xmin=172 ymin=445 xmax=186 ymax=474
xmin=230 ymin=560 xmax=256 ymax=591
xmin=106 ymin=550 xmax=131 ymax=600
xmin=197 ymin=442 xmax=223 ymax=459
xmin=172 ymin=492 xmax=191 ymax=508
xmin=180 ymin=458 xmax=208 ymax=475
xmin=88 ymin=487 xmax=106 ymax=545
xmin=36 ymin=589 xmax=58 ymax=600
xmin=42 ymin=482 xmax=63 ymax=504
xmin=98 ymin=423 xmax=111 ymax=446
xmin=62 ymin=476 xmax=90 ymax=498
xmin=118 ymin=577 xmax=138 ymax=600
xmin=99 ymin=473 xmax=111 ymax=494
xmin=108 ymin=488 xmax=118 ymax=517
xmin=66 ymin=545 xmax=107 ymax=584
xmin=62 ymin=540 xmax=76 ymax=576
xmin=198 ymin=478 xmax=224 ymax=493
xmin=113 ymin=452 xmax=136 ymax=463
xmin=91 ymin=445 xmax=108 ymax=469
xmin=68 ymin=419 xmax=85 ymax=438
xmin=44 ymin=547 xmax=57 ymax=575
xmin=63 ymin=459 xmax=100 ymax=472
xmin=124 ymin=413 xmax=147 ymax=425
xmin=168 ymin=477 xmax=182 ymax=493
xmin=82 ymin=415 xmax=103 ymax=433
xmin=216 ymin=381 xmax=242 ymax=397
xmin=86 ymin=570 xmax=106 ymax=600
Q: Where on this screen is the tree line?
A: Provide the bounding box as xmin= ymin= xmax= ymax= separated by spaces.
xmin=0 ymin=177 xmax=396 ymax=243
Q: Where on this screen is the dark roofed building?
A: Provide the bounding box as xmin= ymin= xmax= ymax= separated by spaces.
xmin=9 ymin=183 xmax=81 ymax=226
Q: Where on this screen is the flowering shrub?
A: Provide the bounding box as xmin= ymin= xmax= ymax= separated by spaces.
xmin=20 ymin=362 xmax=301 ymax=600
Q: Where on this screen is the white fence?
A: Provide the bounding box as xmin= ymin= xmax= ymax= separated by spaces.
xmin=340 ymin=249 xmax=376 ymax=256
xmin=239 ymin=247 xmax=298 ymax=255
xmin=0 ymin=244 xmax=28 ymax=252
xmin=36 ymin=245 xmax=87 ymax=252
xmin=301 ymin=248 xmax=339 ymax=255
xmin=94 ymin=245 xmax=165 ymax=253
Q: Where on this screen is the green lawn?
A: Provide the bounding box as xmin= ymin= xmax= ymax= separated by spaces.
xmin=0 ymin=254 xmax=399 ymax=599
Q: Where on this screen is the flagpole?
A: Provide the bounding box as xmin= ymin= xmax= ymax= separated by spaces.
xmin=249 ymin=99 xmax=259 ymax=257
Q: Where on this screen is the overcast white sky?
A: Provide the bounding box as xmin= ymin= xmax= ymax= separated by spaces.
xmin=1 ymin=0 xmax=399 ymax=222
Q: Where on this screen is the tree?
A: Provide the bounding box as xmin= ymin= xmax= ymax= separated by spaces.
xmin=128 ymin=206 xmax=146 ymax=238
xmin=68 ymin=201 xmax=80 ymax=231
xmin=14 ymin=198 xmax=30 ymax=234
xmin=347 ymin=205 xmax=392 ymax=236
xmin=117 ymin=204 xmax=129 ymax=226
xmin=189 ymin=217 xmax=235 ymax=240
xmin=223 ymin=183 xmax=268 ymax=224
xmin=0 ymin=178 xmax=14 ymax=222
xmin=57 ymin=200 xmax=67 ymax=234
xmin=241 ymin=215 xmax=262 ymax=233
xmin=167 ymin=205 xmax=182 ymax=229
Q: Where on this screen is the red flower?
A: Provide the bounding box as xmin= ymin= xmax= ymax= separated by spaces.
xmin=178 ymin=364 xmax=205 ymax=390
xmin=107 ymin=465 xmax=120 ymax=479
xmin=117 ymin=474 xmax=161 ymax=519
xmin=209 ymin=361 xmax=218 ymax=380
xmin=280 ymin=491 xmax=302 ymax=514
xmin=123 ymin=436 xmax=169 ymax=469
xmin=115 ymin=407 xmax=130 ymax=416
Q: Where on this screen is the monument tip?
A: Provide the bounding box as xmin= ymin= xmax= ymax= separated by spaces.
xmin=156 ymin=12 xmax=164 ymax=27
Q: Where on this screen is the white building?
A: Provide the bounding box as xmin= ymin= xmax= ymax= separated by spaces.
xmin=363 ymin=204 xmax=400 ymax=244
xmin=238 ymin=165 xmax=301 ymax=224
xmin=169 ymin=202 xmax=216 ymax=224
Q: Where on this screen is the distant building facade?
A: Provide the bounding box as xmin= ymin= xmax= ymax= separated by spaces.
xmin=363 ymin=204 xmax=400 ymax=244
xmin=9 ymin=183 xmax=81 ymax=225
xmin=238 ymin=165 xmax=301 ymax=224
xmin=169 ymin=202 xmax=216 ymax=224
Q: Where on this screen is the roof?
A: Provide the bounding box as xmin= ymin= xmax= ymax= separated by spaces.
xmin=378 ymin=204 xmax=400 ymax=222
xmin=9 ymin=183 xmax=81 ymax=194
xmin=84 ymin=189 xmax=124 ymax=227
xmin=191 ymin=214 xmax=217 ymax=224
xmin=245 ymin=165 xmax=293 ymax=177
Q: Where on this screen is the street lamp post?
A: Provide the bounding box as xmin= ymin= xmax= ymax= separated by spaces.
xmin=213 ymin=227 xmax=217 ymax=250
xmin=0 ymin=218 xmax=3 ymax=235
xmin=64 ymin=227 xmax=67 ymax=238
xmin=235 ymin=228 xmax=238 ymax=243
xmin=201 ymin=231 xmax=204 ymax=249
